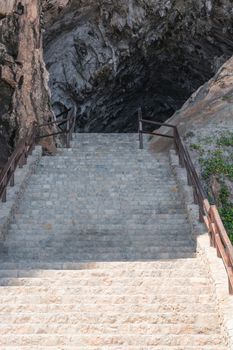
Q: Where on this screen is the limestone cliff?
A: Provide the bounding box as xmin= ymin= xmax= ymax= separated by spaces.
xmin=43 ymin=0 xmax=233 ymax=132
xmin=0 ymin=0 xmax=54 ymax=168
xmin=1 ymin=0 xmax=233 ymax=161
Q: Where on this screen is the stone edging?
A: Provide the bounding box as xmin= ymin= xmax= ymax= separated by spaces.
xmin=0 ymin=146 xmax=42 ymax=241
xmin=169 ymin=149 xmax=233 ymax=350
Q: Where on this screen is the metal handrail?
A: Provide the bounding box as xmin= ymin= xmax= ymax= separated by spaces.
xmin=0 ymin=106 xmax=77 ymax=203
xmin=37 ymin=106 xmax=76 ymax=148
xmin=138 ymin=107 xmax=233 ymax=294
xmin=0 ymin=123 xmax=37 ymax=203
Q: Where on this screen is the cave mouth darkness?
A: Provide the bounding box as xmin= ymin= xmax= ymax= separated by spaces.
xmin=43 ymin=2 xmax=233 ymax=133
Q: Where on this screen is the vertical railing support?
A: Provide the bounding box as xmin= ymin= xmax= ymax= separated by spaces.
xmin=229 ymin=279 xmax=233 ymax=295
xmin=2 ymin=187 xmax=6 ymax=203
xmin=66 ymin=117 xmax=70 ymax=148
xmin=138 ymin=108 xmax=144 ymax=150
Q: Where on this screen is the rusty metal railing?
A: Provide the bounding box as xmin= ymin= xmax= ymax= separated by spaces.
xmin=0 ymin=123 xmax=37 ymax=203
xmin=0 ymin=105 xmax=77 ymax=203
xmin=38 ymin=105 xmax=76 ymax=148
xmin=138 ymin=107 xmax=233 ymax=294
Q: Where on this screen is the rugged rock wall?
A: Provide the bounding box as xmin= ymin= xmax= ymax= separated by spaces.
xmin=43 ymin=0 xmax=233 ymax=132
xmin=150 ymin=55 xmax=233 ymax=151
xmin=0 ymin=0 xmax=54 ymax=168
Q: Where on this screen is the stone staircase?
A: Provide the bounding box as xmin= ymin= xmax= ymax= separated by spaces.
xmin=0 ymin=133 xmax=229 ymax=349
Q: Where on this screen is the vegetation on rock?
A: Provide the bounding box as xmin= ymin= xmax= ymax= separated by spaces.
xmin=187 ymin=131 xmax=233 ymax=243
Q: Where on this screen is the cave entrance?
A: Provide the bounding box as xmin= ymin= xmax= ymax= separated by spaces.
xmin=43 ymin=2 xmax=232 ymax=133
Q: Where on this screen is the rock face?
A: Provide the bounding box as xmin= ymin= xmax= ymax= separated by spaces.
xmin=43 ymin=0 xmax=233 ymax=132
xmin=150 ymin=55 xmax=233 ymax=151
xmin=0 ymin=0 xmax=54 ymax=168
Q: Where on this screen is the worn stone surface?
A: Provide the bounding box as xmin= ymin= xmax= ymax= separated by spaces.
xmin=0 ymin=134 xmax=229 ymax=348
xmin=43 ymin=0 xmax=233 ymax=132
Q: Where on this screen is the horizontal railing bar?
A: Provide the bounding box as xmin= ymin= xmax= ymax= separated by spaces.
xmin=55 ymin=108 xmax=71 ymax=118
xmin=141 ymin=118 xmax=176 ymax=128
xmin=38 ymin=109 xmax=72 ymax=128
xmin=141 ymin=131 xmax=174 ymax=139
xmin=38 ymin=122 xmax=74 ymax=139
xmin=37 ymin=131 xmax=64 ymax=139
xmin=38 ymin=117 xmax=70 ymax=128
xmin=37 ymin=106 xmax=76 ymax=147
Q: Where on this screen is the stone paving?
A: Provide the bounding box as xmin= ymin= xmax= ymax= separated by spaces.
xmin=0 ymin=133 xmax=229 ymax=349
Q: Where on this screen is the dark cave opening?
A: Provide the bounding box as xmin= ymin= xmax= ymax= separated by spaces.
xmin=43 ymin=1 xmax=233 ymax=133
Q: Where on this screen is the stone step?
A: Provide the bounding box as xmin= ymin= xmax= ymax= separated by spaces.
xmin=0 ymin=302 xmax=217 ymax=314
xmin=7 ymin=226 xmax=189 ymax=233
xmin=0 ymin=276 xmax=208 ymax=287
xmin=3 ymin=243 xmax=195 ymax=254
xmin=0 ymin=267 xmax=206 ymax=278
xmin=18 ymin=200 xmax=183 ymax=207
xmin=0 ymin=132 xmax=227 ymax=349
xmin=10 ymin=218 xmax=189 ymax=227
xmin=0 ymin=311 xmax=218 ymax=324
xmin=0 ymin=322 xmax=222 ymax=336
xmin=7 ymin=228 xmax=190 ymax=236
xmin=0 ymin=347 xmax=227 ymax=350
xmin=49 ymin=158 xmax=169 ymax=164
xmin=4 ymin=237 xmax=194 ymax=248
xmin=0 ymin=259 xmax=201 ymax=270
xmin=0 ymin=285 xmax=212 ymax=296
xmin=0 ymin=251 xmax=196 ymax=262
xmin=0 ymin=333 xmax=224 ymax=347
xmin=12 ymin=215 xmax=187 ymax=223
xmin=0 ymin=291 xmax=215 ymax=305
xmin=18 ymin=195 xmax=183 ymax=202
xmin=6 ymin=225 xmax=191 ymax=234
xmin=15 ymin=209 xmax=186 ymax=217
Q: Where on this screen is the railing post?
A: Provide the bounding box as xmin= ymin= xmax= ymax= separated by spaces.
xmin=229 ymin=279 xmax=233 ymax=295
xmin=10 ymin=173 xmax=14 ymax=187
xmin=187 ymin=171 xmax=192 ymax=186
xmin=66 ymin=117 xmax=70 ymax=148
xmin=199 ymin=207 xmax=204 ymax=222
xmin=215 ymin=234 xmax=221 ymax=258
xmin=2 ymin=186 xmax=6 ymax=203
xmin=138 ymin=108 xmax=143 ymax=149
xmin=226 ymin=251 xmax=233 ymax=295
xmin=193 ymin=188 xmax=198 ymax=205
xmin=19 ymin=151 xmax=24 ymax=168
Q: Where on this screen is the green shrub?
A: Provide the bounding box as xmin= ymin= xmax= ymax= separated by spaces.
xmin=217 ymin=133 xmax=233 ymax=147
xmin=201 ymin=150 xmax=233 ymax=181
